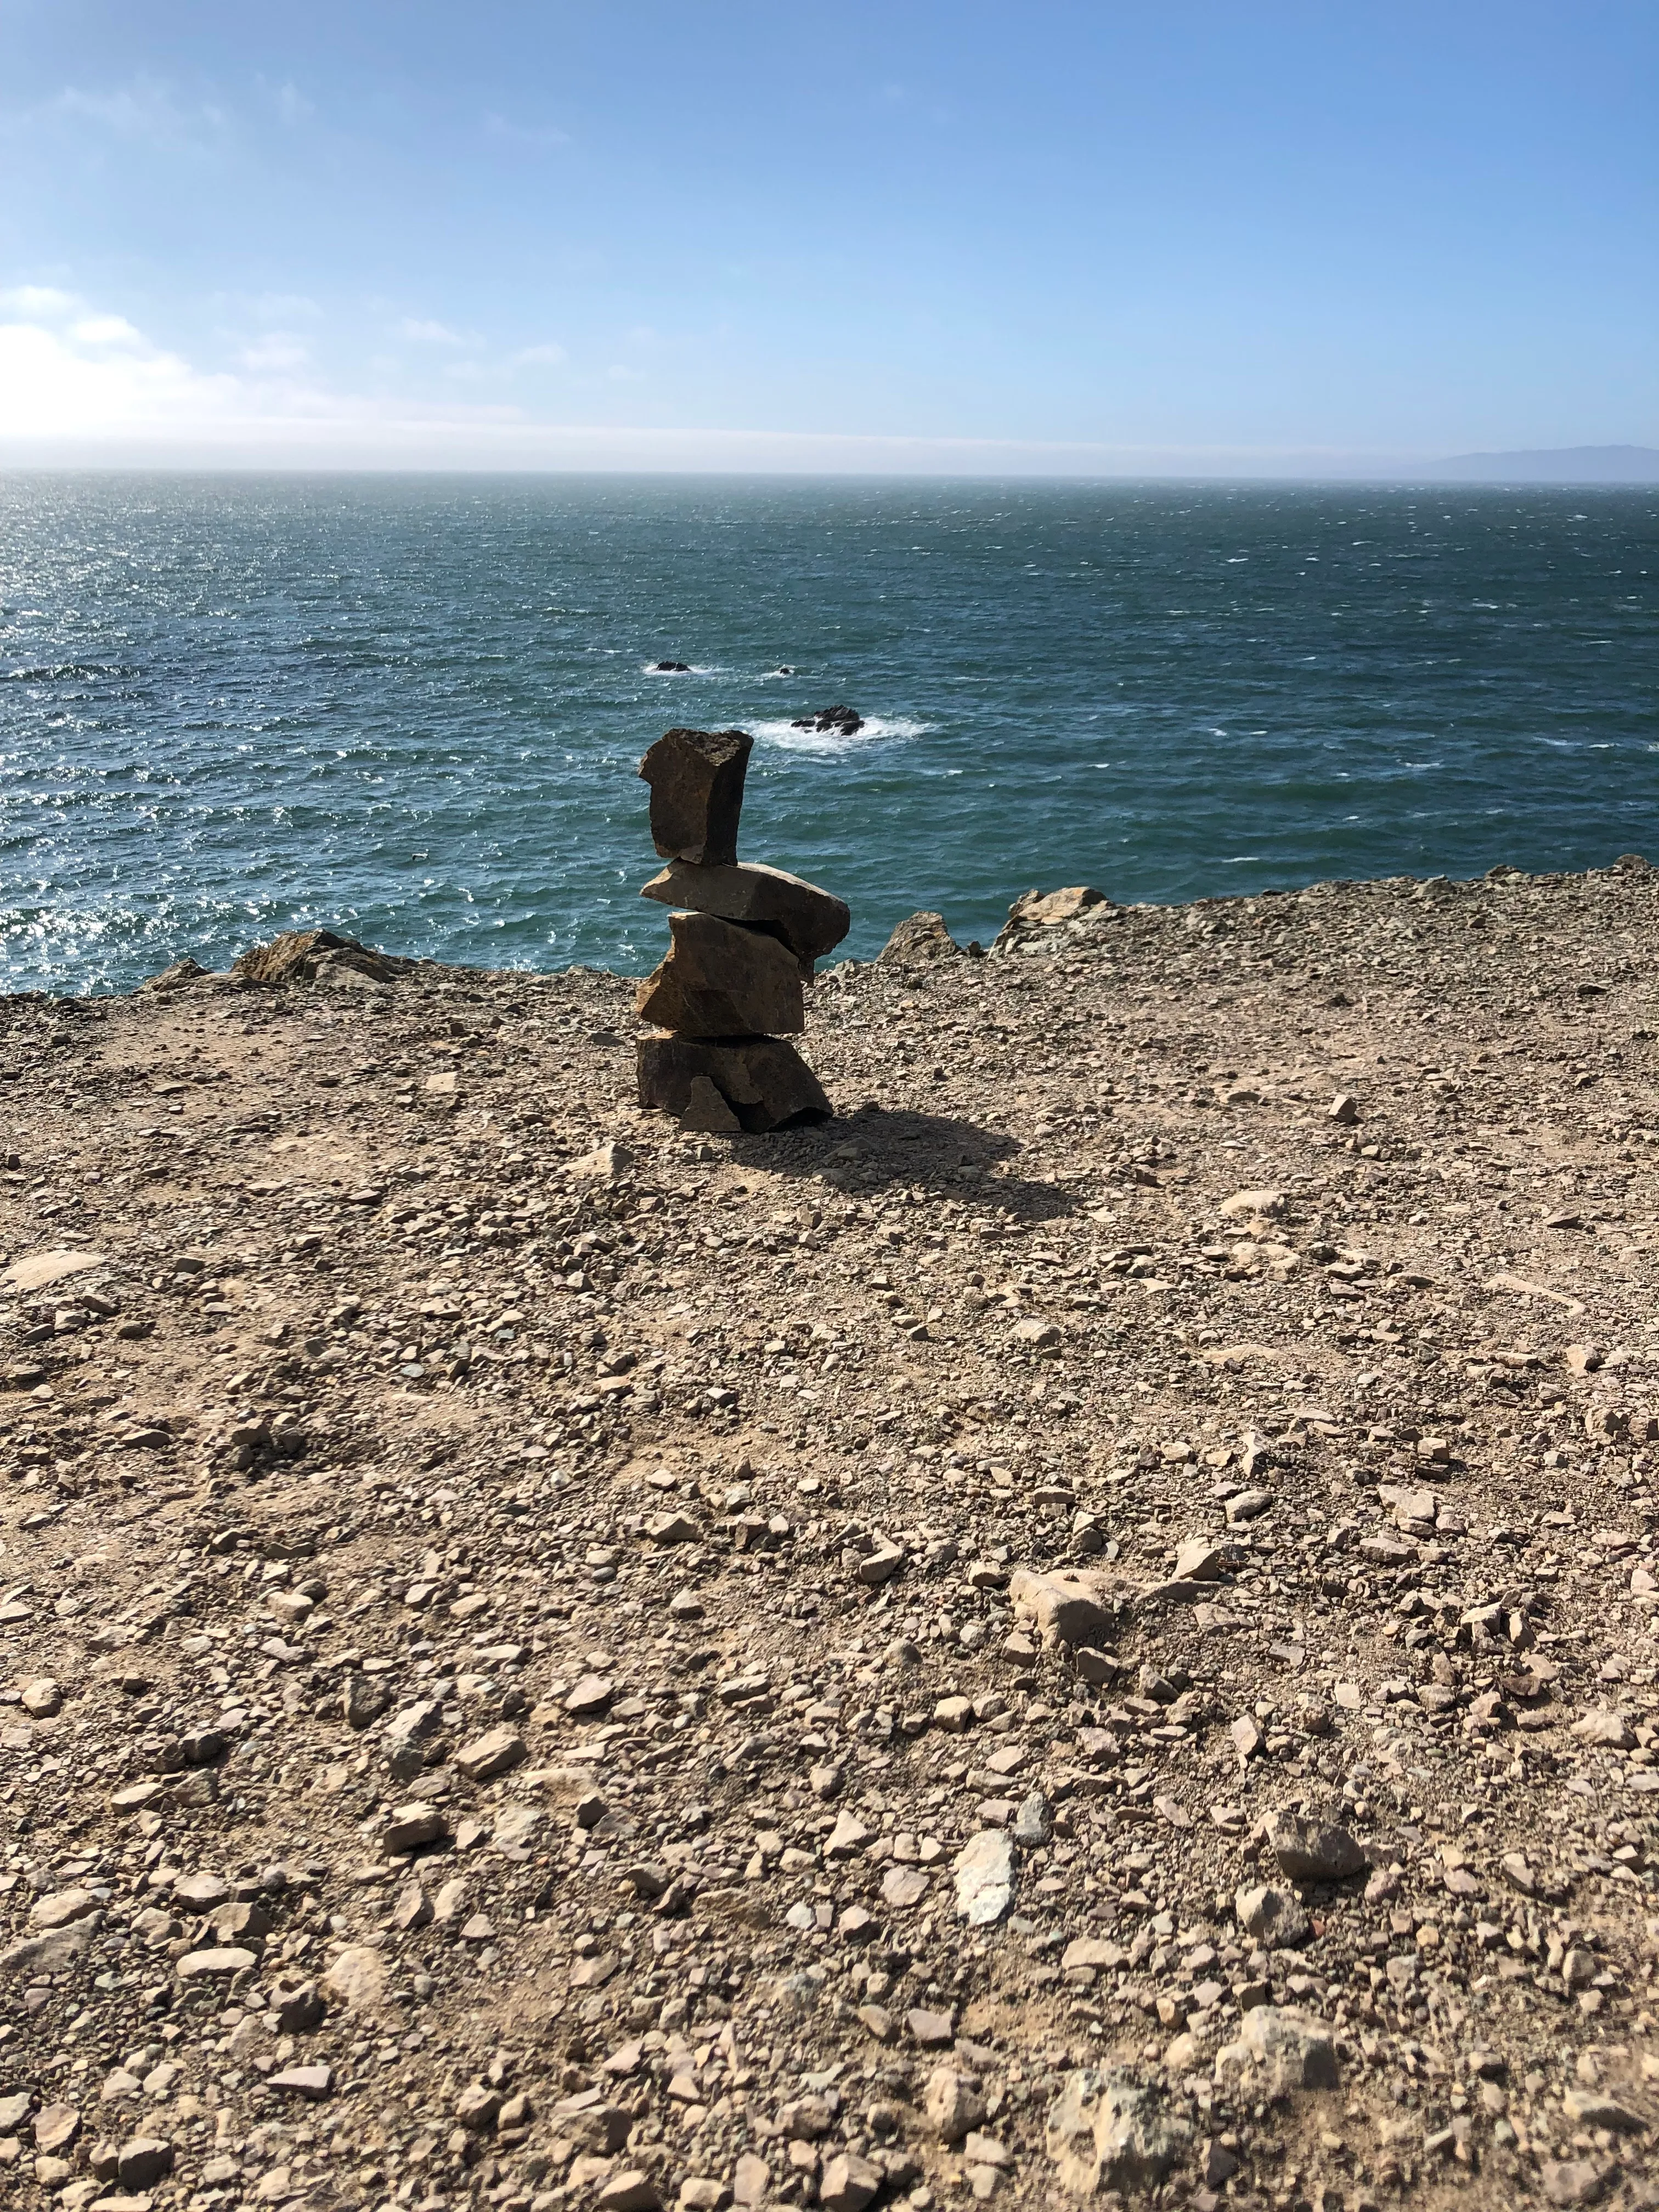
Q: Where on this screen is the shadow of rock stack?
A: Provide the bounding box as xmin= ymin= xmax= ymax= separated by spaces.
xmin=634 ymin=726 xmax=848 ymax=1133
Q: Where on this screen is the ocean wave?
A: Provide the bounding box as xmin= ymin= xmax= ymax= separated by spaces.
xmin=2 ymin=662 xmax=141 ymax=682
xmin=748 ymin=714 xmax=933 ymax=754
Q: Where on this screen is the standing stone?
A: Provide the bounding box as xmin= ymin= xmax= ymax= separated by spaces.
xmin=639 ymin=728 xmax=753 ymax=867
xmin=636 ymin=912 xmax=805 ymax=1036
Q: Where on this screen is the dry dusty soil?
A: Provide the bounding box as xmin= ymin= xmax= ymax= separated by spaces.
xmin=3 ymin=856 xmax=1659 ymax=2212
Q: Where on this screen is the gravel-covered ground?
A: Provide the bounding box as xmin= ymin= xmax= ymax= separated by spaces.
xmin=3 ymin=854 xmax=1658 ymax=2212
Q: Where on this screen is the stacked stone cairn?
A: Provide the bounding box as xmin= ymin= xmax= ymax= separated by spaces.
xmin=634 ymin=726 xmax=849 ymax=1132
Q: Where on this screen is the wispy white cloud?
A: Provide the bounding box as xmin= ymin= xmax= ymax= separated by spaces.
xmin=397 ymin=317 xmax=475 ymax=347
xmin=483 ymin=112 xmax=570 ymax=150
xmin=264 ymin=79 xmax=314 ymax=127
xmin=510 ymin=342 xmax=567 ymax=369
xmin=0 ymin=304 xmax=242 ymax=437
xmin=35 ymin=75 xmax=230 ymax=152
xmin=211 ymin=290 xmax=324 ymax=326
xmin=238 ymin=333 xmax=312 ymax=371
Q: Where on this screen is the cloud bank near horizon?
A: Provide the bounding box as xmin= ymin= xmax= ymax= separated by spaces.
xmin=0 ymin=292 xmax=1455 ymax=476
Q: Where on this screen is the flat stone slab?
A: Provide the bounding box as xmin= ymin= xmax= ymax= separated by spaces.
xmin=269 ymin=2063 xmax=334 ymax=2100
xmin=954 ymin=1828 xmax=1015 ymax=1925
xmin=636 ymin=911 xmax=805 ymax=1037
xmin=640 ymin=860 xmax=850 ymax=966
xmin=176 ymin=1946 xmax=257 ymax=1979
xmin=2 ymin=1248 xmax=108 ymax=1291
xmin=1 ymin=1919 xmax=99 ymax=1977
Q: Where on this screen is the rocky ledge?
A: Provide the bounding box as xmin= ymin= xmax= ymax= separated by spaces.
xmin=1 ymin=855 xmax=1657 ymax=2212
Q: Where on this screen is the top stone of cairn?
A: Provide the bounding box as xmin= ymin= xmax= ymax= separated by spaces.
xmin=639 ymin=726 xmax=754 ymax=868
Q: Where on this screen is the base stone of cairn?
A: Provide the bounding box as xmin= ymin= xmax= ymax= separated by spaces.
xmin=634 ymin=727 xmax=846 ymax=1133
xmin=637 ymin=1032 xmax=831 ymax=1133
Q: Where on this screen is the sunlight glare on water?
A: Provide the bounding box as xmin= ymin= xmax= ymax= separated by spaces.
xmin=1 ymin=472 xmax=1655 ymax=993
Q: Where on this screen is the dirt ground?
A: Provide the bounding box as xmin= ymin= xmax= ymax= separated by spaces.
xmin=2 ymin=853 xmax=1658 ymax=2212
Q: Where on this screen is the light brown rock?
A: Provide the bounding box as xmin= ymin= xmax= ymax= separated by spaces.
xmin=1009 ymin=1566 xmax=1122 ymax=1646
xmin=879 ymin=910 xmax=960 ymax=963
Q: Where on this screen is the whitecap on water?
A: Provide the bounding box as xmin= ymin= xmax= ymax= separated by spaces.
xmin=748 ymin=714 xmax=932 ymax=755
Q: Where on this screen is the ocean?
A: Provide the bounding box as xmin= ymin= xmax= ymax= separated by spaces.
xmin=1 ymin=472 xmax=1655 ymax=995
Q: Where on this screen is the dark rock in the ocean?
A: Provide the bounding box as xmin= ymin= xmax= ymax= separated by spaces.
xmin=640 ymin=860 xmax=850 ymax=968
xmin=791 ymin=704 xmax=863 ymax=736
xmin=638 ymin=727 xmax=754 ymax=868
xmin=879 ymin=911 xmax=961 ymax=964
xmin=772 ymin=664 xmax=794 ymax=675
xmin=637 ymin=1032 xmax=831 ymax=1132
xmin=651 ymin=660 xmax=692 ymax=673
xmin=636 ymin=911 xmax=805 ymax=1037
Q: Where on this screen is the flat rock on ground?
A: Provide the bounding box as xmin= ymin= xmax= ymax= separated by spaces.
xmin=2 ymin=854 xmax=1659 ymax=2210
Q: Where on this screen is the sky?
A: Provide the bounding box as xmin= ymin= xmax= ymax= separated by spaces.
xmin=1 ymin=1 xmax=1655 ymax=473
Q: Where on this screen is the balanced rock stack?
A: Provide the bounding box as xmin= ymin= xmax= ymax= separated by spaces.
xmin=634 ymin=726 xmax=848 ymax=1133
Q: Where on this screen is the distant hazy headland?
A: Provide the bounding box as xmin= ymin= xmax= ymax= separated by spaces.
xmin=1426 ymin=443 xmax=1659 ymax=483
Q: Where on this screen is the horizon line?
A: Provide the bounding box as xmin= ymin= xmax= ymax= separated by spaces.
xmin=2 ymin=461 xmax=1657 ymax=487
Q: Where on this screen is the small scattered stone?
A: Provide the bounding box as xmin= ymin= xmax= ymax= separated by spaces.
xmin=176 ymin=1947 xmax=256 ymax=1980
xmin=924 ymin=2065 xmax=987 ymax=2142
xmin=33 ymin=2103 xmax=81 ymax=2153
xmin=454 ymin=1724 xmax=526 ymax=1782
xmin=1009 ymin=1567 xmax=1120 ymax=1647
xmin=1540 ymin=2159 xmax=1609 ymax=2207
xmin=1216 ymin=2005 xmax=1339 ymax=2092
xmin=954 ymin=1828 xmax=1015 ymax=1925
xmin=567 ymin=1673 xmax=616 ymax=1716
xmin=116 ymin=2136 xmax=174 ymax=2187
xmin=383 ymin=1800 xmax=448 ymax=1852
xmin=1046 ymin=2070 xmax=1187 ymax=2195
xmin=1234 ymin=1883 xmax=1311 ymax=1949
xmin=818 ymin=2151 xmax=883 ymax=2211
xmin=596 ymin=2169 xmax=665 ymax=2212
xmin=323 ymin=1944 xmax=387 ymax=2015
xmin=1263 ymin=1805 xmax=1367 ymax=1881
xmin=857 ymin=1542 xmax=906 ymax=1587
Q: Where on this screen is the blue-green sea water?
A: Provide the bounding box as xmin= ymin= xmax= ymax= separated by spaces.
xmin=1 ymin=473 xmax=1655 ymax=995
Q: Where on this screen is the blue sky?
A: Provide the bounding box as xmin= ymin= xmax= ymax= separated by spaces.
xmin=1 ymin=1 xmax=1655 ymax=470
